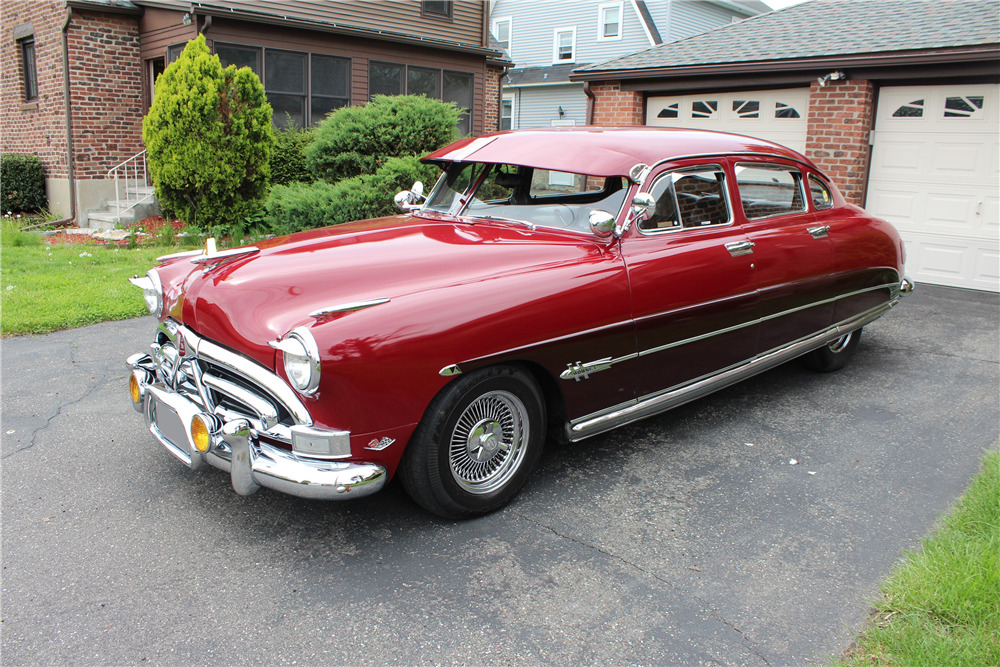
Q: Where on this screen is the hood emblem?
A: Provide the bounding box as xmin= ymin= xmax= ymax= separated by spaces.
xmin=309 ymin=298 xmax=391 ymax=321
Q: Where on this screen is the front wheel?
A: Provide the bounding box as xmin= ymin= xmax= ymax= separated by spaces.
xmin=801 ymin=328 xmax=862 ymax=372
xmin=399 ymin=365 xmax=545 ymax=519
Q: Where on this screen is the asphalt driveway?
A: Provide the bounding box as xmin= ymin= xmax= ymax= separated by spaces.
xmin=2 ymin=284 xmax=997 ymax=666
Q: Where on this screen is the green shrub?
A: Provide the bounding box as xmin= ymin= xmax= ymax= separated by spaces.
xmin=1 ymin=154 xmax=47 ymax=214
xmin=270 ymin=123 xmax=315 ymax=186
xmin=266 ymin=155 xmax=439 ymax=234
xmin=305 ymin=95 xmax=458 ymax=182
xmin=142 ymin=35 xmax=274 ymax=238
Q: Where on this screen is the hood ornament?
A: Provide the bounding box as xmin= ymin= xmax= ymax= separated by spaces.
xmin=190 ymin=237 xmax=260 ymax=266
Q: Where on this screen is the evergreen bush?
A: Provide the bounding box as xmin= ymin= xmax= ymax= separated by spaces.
xmin=305 ymin=95 xmax=458 ymax=182
xmin=1 ymin=154 xmax=47 ymax=214
xmin=270 ymin=123 xmax=315 ymax=186
xmin=142 ymin=35 xmax=274 ymax=237
xmin=266 ymin=155 xmax=438 ymax=234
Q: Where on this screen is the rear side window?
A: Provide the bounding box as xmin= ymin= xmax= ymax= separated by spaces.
xmin=639 ymin=165 xmax=730 ymax=232
xmin=735 ymin=163 xmax=806 ymax=219
xmin=808 ymin=174 xmax=834 ymax=210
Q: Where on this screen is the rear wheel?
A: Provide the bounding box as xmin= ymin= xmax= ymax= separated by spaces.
xmin=399 ymin=365 xmax=545 ymax=519
xmin=802 ymin=328 xmax=862 ymax=372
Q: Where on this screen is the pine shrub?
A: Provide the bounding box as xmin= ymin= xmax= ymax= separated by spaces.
xmin=1 ymin=154 xmax=47 ymax=214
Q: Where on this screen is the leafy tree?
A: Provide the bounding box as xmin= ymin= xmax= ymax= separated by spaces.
xmin=142 ymin=35 xmax=274 ymax=236
xmin=305 ymin=95 xmax=458 ymax=182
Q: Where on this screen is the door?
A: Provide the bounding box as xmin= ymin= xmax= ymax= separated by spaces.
xmin=622 ymin=163 xmax=758 ymax=400
xmin=867 ymin=84 xmax=999 ymax=291
xmin=731 ymin=160 xmax=837 ymax=352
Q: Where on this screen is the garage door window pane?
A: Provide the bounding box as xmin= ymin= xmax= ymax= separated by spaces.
xmin=944 ymin=95 xmax=984 ymax=118
xmin=370 ymin=62 xmax=403 ymax=99
xmin=736 ymin=164 xmax=805 ymax=219
xmin=656 ymin=103 xmax=678 ymax=118
xmin=775 ymin=102 xmax=800 ymax=119
xmin=892 ymin=99 xmax=924 ymax=117
xmin=733 ymin=100 xmax=759 ymax=118
xmin=692 ymin=101 xmax=717 ymax=118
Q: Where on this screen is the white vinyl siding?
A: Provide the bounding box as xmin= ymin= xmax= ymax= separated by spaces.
xmin=512 ymin=85 xmax=587 ymax=129
xmin=645 ymin=0 xmax=747 ymax=42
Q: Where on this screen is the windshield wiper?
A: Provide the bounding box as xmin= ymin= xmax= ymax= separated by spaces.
xmin=470 ymin=214 xmax=537 ymax=231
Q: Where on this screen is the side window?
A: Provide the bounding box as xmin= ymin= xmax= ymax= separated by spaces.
xmin=639 ymin=166 xmax=730 ymax=232
xmin=735 ymin=163 xmax=806 ymax=220
xmin=808 ymin=174 xmax=833 ymax=210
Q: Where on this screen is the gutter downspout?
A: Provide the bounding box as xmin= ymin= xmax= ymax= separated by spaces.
xmin=34 ymin=7 xmax=78 ymax=229
xmin=584 ymin=80 xmax=596 ymax=125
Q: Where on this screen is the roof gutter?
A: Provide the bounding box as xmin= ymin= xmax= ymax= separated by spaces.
xmin=570 ymin=44 xmax=1000 ymax=82
xmin=190 ymin=2 xmax=510 ymax=62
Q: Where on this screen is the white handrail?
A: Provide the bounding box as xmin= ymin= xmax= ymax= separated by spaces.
xmin=107 ymin=150 xmax=153 ymax=223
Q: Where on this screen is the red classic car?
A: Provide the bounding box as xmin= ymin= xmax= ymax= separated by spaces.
xmin=127 ymin=127 xmax=911 ymax=518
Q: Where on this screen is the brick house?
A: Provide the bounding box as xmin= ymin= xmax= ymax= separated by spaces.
xmin=572 ymin=0 xmax=999 ymax=291
xmin=1 ymin=0 xmax=509 ymax=226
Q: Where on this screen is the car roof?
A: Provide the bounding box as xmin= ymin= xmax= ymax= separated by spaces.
xmin=421 ymin=126 xmax=817 ymax=178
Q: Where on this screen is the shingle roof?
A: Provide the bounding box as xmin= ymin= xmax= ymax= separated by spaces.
xmin=577 ymin=0 xmax=1000 ymax=74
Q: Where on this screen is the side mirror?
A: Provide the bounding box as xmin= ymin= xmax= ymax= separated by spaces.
xmin=589 ymin=210 xmax=617 ymax=239
xmin=632 ymin=192 xmax=655 ymax=214
xmin=394 ymin=181 xmax=425 ymax=212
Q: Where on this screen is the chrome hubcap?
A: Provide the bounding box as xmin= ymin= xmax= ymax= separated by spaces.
xmin=828 ymin=332 xmax=853 ymax=353
xmin=449 ymin=390 xmax=528 ymax=494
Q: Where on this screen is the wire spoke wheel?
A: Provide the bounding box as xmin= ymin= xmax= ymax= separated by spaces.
xmin=449 ymin=390 xmax=528 ymax=494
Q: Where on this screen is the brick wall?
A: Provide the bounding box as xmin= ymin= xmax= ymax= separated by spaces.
xmin=66 ymin=10 xmax=145 ymax=178
xmin=804 ymin=80 xmax=875 ymax=206
xmin=484 ymin=64 xmax=503 ymax=132
xmin=1 ymin=0 xmax=70 ymax=178
xmin=590 ymin=81 xmax=644 ymax=126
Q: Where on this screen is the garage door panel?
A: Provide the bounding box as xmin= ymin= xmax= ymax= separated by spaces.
xmin=871 ymin=83 xmax=998 ymax=291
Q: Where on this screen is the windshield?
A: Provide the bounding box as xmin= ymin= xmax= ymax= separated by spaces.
xmin=423 ymin=162 xmax=628 ymax=234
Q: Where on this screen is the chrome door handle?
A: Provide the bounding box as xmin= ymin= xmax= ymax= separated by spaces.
xmin=725 ymin=240 xmax=755 ymax=257
xmin=807 ymin=225 xmax=831 ymax=239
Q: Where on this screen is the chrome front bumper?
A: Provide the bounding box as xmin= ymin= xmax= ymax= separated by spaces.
xmin=128 ymin=348 xmax=386 ymax=501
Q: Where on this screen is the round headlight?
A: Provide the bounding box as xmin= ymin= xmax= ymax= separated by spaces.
xmin=140 ymin=269 xmax=164 ymax=318
xmin=277 ymin=327 xmax=321 ymax=395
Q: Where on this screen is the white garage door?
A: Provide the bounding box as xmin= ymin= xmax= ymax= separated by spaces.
xmin=646 ymin=89 xmax=810 ymax=151
xmin=868 ymin=84 xmax=999 ymax=292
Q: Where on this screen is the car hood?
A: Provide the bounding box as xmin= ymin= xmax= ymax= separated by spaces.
xmin=172 ymin=214 xmax=611 ymax=367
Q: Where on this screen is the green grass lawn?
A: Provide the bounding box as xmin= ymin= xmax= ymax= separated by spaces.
xmin=1 ymin=228 xmax=167 ymax=336
xmin=841 ymin=448 xmax=1000 ymax=666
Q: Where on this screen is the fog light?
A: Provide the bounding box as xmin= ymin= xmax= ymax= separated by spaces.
xmin=190 ymin=414 xmax=215 ymax=453
xmin=128 ymin=373 xmax=141 ymax=404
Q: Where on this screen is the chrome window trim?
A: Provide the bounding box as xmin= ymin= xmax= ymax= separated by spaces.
xmin=636 ymin=163 xmax=734 ymax=236
xmin=734 ymin=162 xmax=808 ymax=220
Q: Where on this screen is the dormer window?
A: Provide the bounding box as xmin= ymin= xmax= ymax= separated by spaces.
xmin=553 ymin=28 xmax=576 ymax=63
xmin=422 ymin=1 xmax=452 ymax=19
xmin=598 ymin=2 xmax=623 ymax=41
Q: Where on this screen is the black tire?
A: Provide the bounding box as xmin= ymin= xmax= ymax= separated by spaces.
xmin=399 ymin=365 xmax=545 ymax=519
xmin=801 ymin=328 xmax=862 ymax=372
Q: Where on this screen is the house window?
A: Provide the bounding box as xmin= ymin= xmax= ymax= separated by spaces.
xmin=311 ymin=54 xmax=350 ymax=122
xmin=265 ymin=49 xmax=307 ymax=130
xmin=216 ymin=44 xmax=260 ymax=75
xmin=422 ymin=1 xmax=452 ymax=19
xmin=216 ymin=44 xmax=350 ymax=128
xmin=553 ymin=28 xmax=576 ymax=63
xmin=500 ymin=95 xmax=514 ymax=130
xmin=369 ymin=62 xmax=404 ymax=97
xmin=408 ymin=66 xmax=441 ymax=99
xmin=443 ymin=70 xmax=474 ymax=136
xmin=19 ymin=37 xmax=38 ymax=101
xmin=167 ymin=43 xmax=184 ymax=63
xmin=493 ymin=17 xmax=512 ymax=53
xmin=598 ymin=2 xmax=623 ymax=40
